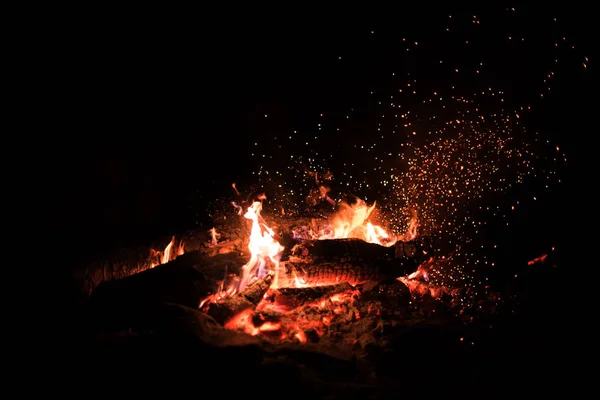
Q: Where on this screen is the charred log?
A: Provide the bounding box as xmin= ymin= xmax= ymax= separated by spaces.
xmin=283 ymin=261 xmax=381 ymax=286
xmin=74 ymin=223 xmax=249 ymax=297
xmin=361 ymin=279 xmax=413 ymax=314
xmin=270 ymin=282 xmax=355 ymax=309
xmin=279 ymin=238 xmax=430 ymax=286
xmin=290 ymin=238 xmax=428 ymax=263
xmin=280 ymin=256 xmax=422 ymax=289
xmin=75 ymin=243 xmax=168 ymax=298
xmin=207 ymin=271 xmax=274 ymax=324
xmin=84 ymin=250 xmax=210 ymax=330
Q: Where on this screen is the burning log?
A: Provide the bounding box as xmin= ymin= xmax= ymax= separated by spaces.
xmin=74 ymin=222 xmax=249 ymax=297
xmin=75 ymin=235 xmax=188 ymax=297
xmin=270 ymin=282 xmax=355 ymax=309
xmin=280 ymin=238 xmax=430 ymax=287
xmin=290 ymin=238 xmax=425 ymax=263
xmin=84 ymin=250 xmax=210 ymax=330
xmin=207 ymin=270 xmax=274 ymax=325
xmin=284 ymin=261 xmax=382 ymax=286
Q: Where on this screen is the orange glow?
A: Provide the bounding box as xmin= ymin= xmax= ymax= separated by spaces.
xmin=210 ymin=227 xmax=220 ymax=246
xmin=200 ymin=195 xmax=429 ymax=344
xmin=527 ymin=253 xmax=548 ymax=265
xmin=150 ymin=236 xmax=184 ymax=269
xmin=199 ymin=199 xmax=284 ymax=309
xmin=317 ymin=197 xmax=418 ymax=247
xmin=239 ymin=200 xmax=284 ymax=291
xmin=220 ymin=285 xmax=361 ymax=342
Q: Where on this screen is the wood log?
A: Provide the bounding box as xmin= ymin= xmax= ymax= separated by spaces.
xmin=276 ymin=238 xmax=431 ymax=287
xmin=270 ymin=282 xmax=355 ymax=309
xmin=278 ymin=245 xmax=427 ymax=288
xmin=289 ymin=238 xmax=426 ymax=263
xmin=281 ymin=261 xmax=381 ymax=286
xmin=73 ymin=222 xmax=248 ymax=297
xmin=84 ymin=250 xmax=210 ymax=331
xmin=207 ymin=271 xmax=274 ymax=325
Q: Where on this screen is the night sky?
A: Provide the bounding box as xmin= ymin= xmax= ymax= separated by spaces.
xmin=40 ymin=5 xmax=591 ymax=269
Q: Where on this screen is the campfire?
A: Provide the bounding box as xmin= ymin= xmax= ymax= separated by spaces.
xmin=67 ymin=8 xmax=584 ymax=395
xmin=81 ymin=188 xmax=469 ymax=351
xmin=185 ymin=192 xmax=452 ymax=347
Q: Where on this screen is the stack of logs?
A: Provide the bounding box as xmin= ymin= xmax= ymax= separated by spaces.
xmin=78 ymin=211 xmax=430 ymax=332
xmin=205 ymin=237 xmax=428 ymax=325
xmin=73 ymin=214 xmax=343 ymax=297
xmin=73 ymin=216 xmax=250 ymax=297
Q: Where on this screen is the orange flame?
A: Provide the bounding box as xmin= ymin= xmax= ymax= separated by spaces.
xmin=151 ymin=236 xmax=184 ymax=269
xmin=318 ymin=197 xmax=418 ymax=246
xmin=209 ymin=227 xmax=220 ymax=246
xmin=231 ymin=201 xmax=243 ymax=215
xmin=232 ymin=182 xmax=240 ymax=196
xmin=239 ymin=201 xmax=284 ymax=291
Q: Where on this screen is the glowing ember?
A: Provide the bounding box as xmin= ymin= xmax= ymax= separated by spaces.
xmin=527 ymin=253 xmax=548 ymax=265
xmin=222 ymin=286 xmax=362 ymax=342
xmin=200 ymin=195 xmax=433 ymax=343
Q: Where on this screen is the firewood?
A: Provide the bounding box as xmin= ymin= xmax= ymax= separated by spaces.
xmin=283 ymin=261 xmax=381 ymax=286
xmin=84 ymin=251 xmax=210 ymax=330
xmin=270 ymin=282 xmax=355 ymax=308
xmin=278 ymin=255 xmax=422 ymax=288
xmin=289 ymin=238 xmax=425 ymax=263
xmin=207 ymin=271 xmax=274 ymax=324
xmin=74 ymin=223 xmax=248 ymax=297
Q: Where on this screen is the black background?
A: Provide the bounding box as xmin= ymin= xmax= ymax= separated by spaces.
xmin=35 ymin=5 xmax=592 ymax=270
xmin=28 ymin=5 xmax=594 ymax=393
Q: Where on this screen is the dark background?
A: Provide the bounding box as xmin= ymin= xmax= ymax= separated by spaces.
xmin=37 ymin=5 xmax=592 ymax=267
xmin=30 ymin=6 xmax=593 ymax=392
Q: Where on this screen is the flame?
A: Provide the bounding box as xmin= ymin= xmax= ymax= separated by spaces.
xmin=199 ymin=200 xmax=284 ymax=308
xmin=239 ymin=201 xmax=285 ymax=291
xmin=150 ymin=236 xmax=184 ymax=268
xmin=161 ymin=237 xmax=174 ymax=264
xmin=209 ymin=227 xmax=220 ymax=246
xmin=232 ymin=182 xmax=240 ymax=196
xmin=407 ymin=257 xmax=435 ymax=281
xmin=318 ymin=197 xmax=419 ymax=246
xmin=231 ymin=201 xmax=243 ymax=215
xmin=201 ymin=195 xmax=426 ymax=343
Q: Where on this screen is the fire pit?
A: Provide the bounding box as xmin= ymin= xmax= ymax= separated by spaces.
xmin=65 ymin=8 xmax=583 ymax=395
xmin=76 ymin=195 xmax=512 ymax=397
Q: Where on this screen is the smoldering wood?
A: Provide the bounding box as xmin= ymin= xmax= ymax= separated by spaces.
xmin=73 ymin=207 xmax=430 ymax=301
xmin=88 ymin=302 xmax=365 ymax=395
xmin=73 ymin=219 xmax=249 ymax=297
xmin=279 ymin=255 xmax=422 ymax=288
xmin=361 ymin=279 xmax=413 ymax=310
xmin=282 ymin=261 xmax=382 ymax=286
xmin=207 ymin=271 xmax=274 ymax=325
xmin=271 ymin=282 xmax=355 ymax=308
xmin=252 ymin=310 xmax=283 ymax=326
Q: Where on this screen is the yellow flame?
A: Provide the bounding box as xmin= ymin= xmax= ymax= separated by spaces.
xmin=151 ymin=236 xmax=184 ymax=269
xmin=318 ymin=197 xmax=418 ymax=247
xmin=210 ymin=227 xmax=220 ymax=245
xmin=239 ymin=201 xmax=284 ymax=291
